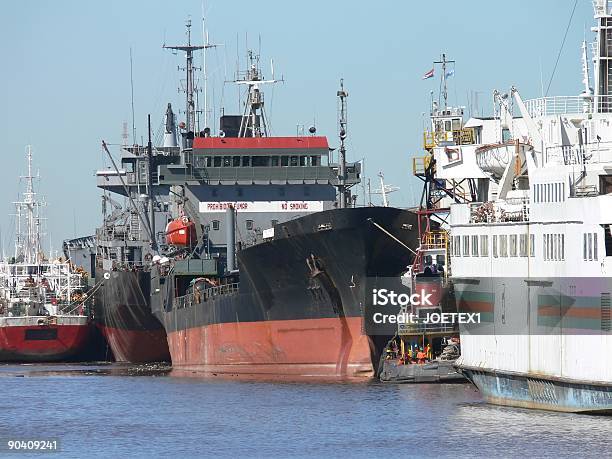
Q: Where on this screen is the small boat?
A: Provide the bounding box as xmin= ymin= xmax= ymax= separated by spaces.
xmin=0 ymin=147 xmax=90 ymax=362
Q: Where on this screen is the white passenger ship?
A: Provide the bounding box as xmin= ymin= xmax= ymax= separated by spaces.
xmin=426 ymin=1 xmax=612 ymax=412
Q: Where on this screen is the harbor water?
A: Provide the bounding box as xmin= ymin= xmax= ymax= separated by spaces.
xmin=1 ymin=364 xmax=611 ymax=458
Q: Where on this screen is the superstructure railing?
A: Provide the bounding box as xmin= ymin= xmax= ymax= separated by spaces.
xmin=173 ymin=282 xmax=239 ymax=309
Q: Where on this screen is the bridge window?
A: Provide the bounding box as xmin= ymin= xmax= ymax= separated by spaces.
xmin=311 ymin=156 xmax=319 ymax=166
xmin=444 ymin=120 xmax=452 ymax=131
xmin=232 ymin=156 xmax=241 ymax=167
xmin=519 ymin=234 xmax=528 ymax=257
xmin=252 ymin=156 xmax=270 ymax=167
xmin=452 ymin=119 xmax=461 ymax=130
xmin=213 ymin=156 xmax=222 ymax=167
xmin=281 ymin=156 xmax=289 ymax=167
xmin=271 ymin=156 xmax=279 ymax=167
xmin=453 ymin=236 xmax=461 ymax=256
xmin=242 ymin=156 xmax=251 ymax=167
xmin=492 ymin=235 xmax=498 ymax=257
xmin=471 ymin=235 xmax=479 ymax=257
xmin=510 ymin=235 xmax=517 ymax=257
xmin=223 ymin=156 xmax=232 ymax=167
xmin=299 ymin=156 xmax=307 ymax=166
xmin=480 ymin=235 xmax=489 ymax=257
xmin=290 ymin=156 xmax=299 ymax=167
xmin=499 ymin=235 xmax=508 ymax=257
xmin=462 ymin=235 xmax=470 ymax=257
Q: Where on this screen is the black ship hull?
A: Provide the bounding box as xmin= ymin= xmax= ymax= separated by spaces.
xmin=153 ymin=206 xmax=421 ymax=376
xmin=93 ymin=269 xmax=170 ymax=363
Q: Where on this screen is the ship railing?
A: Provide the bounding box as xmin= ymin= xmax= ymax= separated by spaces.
xmin=173 ymin=283 xmax=240 ymax=309
xmin=398 ymin=322 xmax=458 ymax=335
xmin=190 ymin=166 xmax=342 ymax=185
xmin=544 ymin=141 xmax=612 ymax=166
xmin=423 ymin=129 xmax=475 ymax=149
xmin=524 ymin=95 xmax=612 ymax=117
xmin=469 ymin=198 xmax=530 ymax=224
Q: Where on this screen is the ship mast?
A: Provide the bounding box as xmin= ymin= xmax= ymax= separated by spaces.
xmin=234 ymin=50 xmax=281 ymax=138
xmin=434 ymin=53 xmax=454 ymax=109
xmin=15 ymin=146 xmax=44 ymax=264
xmin=163 ymin=19 xmax=217 ymax=136
xmin=337 ymin=79 xmax=349 ymax=208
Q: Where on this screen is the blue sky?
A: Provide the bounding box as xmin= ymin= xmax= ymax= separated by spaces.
xmin=0 ymin=0 xmax=595 ymax=251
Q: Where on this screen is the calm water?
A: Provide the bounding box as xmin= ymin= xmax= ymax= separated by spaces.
xmin=0 ymin=363 xmax=610 ymax=458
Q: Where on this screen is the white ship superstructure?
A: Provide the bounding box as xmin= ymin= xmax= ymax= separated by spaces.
xmin=429 ymin=1 xmax=612 ymax=412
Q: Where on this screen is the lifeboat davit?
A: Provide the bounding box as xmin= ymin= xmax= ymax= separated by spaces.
xmin=165 ymin=217 xmax=196 ymax=246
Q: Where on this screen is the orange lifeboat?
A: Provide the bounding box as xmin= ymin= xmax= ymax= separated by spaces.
xmin=165 ymin=216 xmax=196 ymax=246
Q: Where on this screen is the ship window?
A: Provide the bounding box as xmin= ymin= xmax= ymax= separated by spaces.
xmin=311 ymin=155 xmax=319 ymax=166
xmin=271 ymin=156 xmax=279 ymax=167
xmin=233 ymin=156 xmax=241 ymax=167
xmin=252 ymin=156 xmax=269 ymax=167
xmin=502 ymin=128 xmax=511 ymax=142
xmin=223 ymin=156 xmax=232 ymax=167
xmin=281 ymin=156 xmax=289 ymax=167
xmin=561 ymin=234 xmax=565 ymax=260
xmin=471 ymin=235 xmax=479 ymax=257
xmin=499 ymin=235 xmax=508 ymax=257
xmin=529 ymin=234 xmax=535 ymax=257
xmin=480 ymin=235 xmax=488 ymax=257
xmin=519 ymin=234 xmax=528 ymax=257
xmin=462 ymin=235 xmax=470 ymax=257
xmin=123 ymin=161 xmax=135 ymax=173
xmin=492 ymin=235 xmax=498 ymax=258
xmin=533 ymin=185 xmax=538 ymax=203
xmin=245 ymin=220 xmax=254 ymax=230
xmin=600 ymin=175 xmax=612 ymax=195
xmin=561 ymin=182 xmax=565 ymax=200
xmin=444 ymin=120 xmax=452 ymax=132
xmin=583 ymin=233 xmax=587 ymax=260
xmin=595 ymin=233 xmax=599 ymax=260
xmin=510 ymin=234 xmax=517 ymax=257
xmin=290 ymin=156 xmax=299 ymax=167
xmin=299 ymin=156 xmax=307 ymax=166
xmin=213 ymin=156 xmax=222 ymax=167
xmin=453 ymin=236 xmax=461 ymax=257
xmin=242 ymin=156 xmax=251 ymax=167
xmin=212 ymin=220 xmax=220 ymax=231
xmin=588 ymin=233 xmax=593 ymax=260
xmin=452 ymin=119 xmax=461 ymax=130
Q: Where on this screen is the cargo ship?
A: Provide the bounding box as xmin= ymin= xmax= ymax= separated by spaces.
xmin=0 ymin=147 xmax=90 ymax=362
xmin=93 ymin=20 xmax=421 ymax=375
xmin=427 ymin=0 xmax=612 ymax=412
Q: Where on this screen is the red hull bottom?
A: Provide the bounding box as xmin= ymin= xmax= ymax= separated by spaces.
xmin=98 ymin=325 xmax=170 ymax=363
xmin=0 ymin=324 xmax=90 ymax=362
xmin=167 ymin=317 xmax=375 ymax=377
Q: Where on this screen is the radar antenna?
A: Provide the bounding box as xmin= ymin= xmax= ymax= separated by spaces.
xmin=234 ymin=50 xmax=282 ymax=137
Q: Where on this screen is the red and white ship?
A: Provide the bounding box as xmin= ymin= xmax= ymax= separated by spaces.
xmin=0 ymin=147 xmax=90 ymax=362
